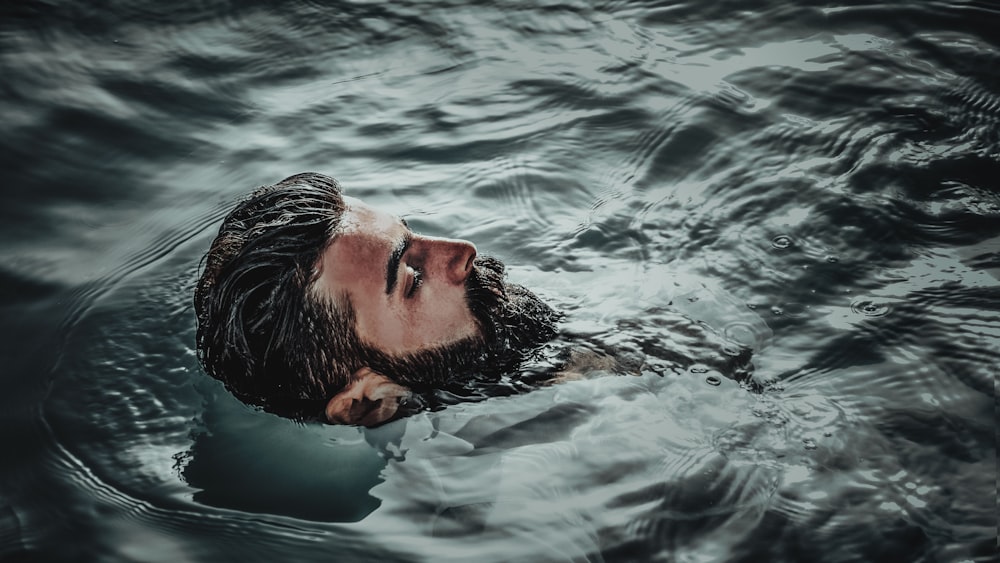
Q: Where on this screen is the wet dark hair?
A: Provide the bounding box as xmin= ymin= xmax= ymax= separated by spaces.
xmin=194 ymin=172 xmax=361 ymax=419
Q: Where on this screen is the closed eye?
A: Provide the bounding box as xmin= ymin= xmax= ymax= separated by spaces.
xmin=405 ymin=266 xmax=422 ymax=298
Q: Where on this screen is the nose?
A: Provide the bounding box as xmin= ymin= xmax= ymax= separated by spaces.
xmin=418 ymin=236 xmax=477 ymax=286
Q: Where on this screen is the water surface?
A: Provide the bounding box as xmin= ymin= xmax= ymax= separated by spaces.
xmin=2 ymin=1 xmax=997 ymax=561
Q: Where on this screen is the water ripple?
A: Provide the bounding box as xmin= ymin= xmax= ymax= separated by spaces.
xmin=4 ymin=0 xmax=998 ymax=560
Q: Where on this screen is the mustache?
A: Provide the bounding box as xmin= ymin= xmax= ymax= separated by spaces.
xmin=467 ymin=255 xmax=562 ymax=354
xmin=465 ymin=255 xmax=509 ymax=344
xmin=364 ymin=255 xmax=560 ymax=390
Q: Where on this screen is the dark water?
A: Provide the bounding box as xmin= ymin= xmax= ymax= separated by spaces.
xmin=2 ymin=0 xmax=998 ymax=561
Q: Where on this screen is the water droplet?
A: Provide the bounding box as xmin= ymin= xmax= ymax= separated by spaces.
xmin=771 ymin=235 xmax=793 ymax=249
xmin=706 ymin=375 xmax=722 ymax=386
xmin=851 ymin=298 xmax=890 ymax=318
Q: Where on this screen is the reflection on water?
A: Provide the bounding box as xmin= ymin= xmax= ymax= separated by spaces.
xmin=2 ymin=0 xmax=997 ymax=561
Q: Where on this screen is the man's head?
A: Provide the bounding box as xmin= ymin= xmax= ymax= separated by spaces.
xmin=194 ymin=173 xmax=559 ymax=425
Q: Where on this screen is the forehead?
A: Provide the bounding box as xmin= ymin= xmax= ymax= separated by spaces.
xmin=312 ymin=196 xmax=398 ymax=298
xmin=339 ymin=196 xmax=396 ymax=234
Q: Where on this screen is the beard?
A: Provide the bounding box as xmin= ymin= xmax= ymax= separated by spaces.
xmin=363 ymin=255 xmax=561 ymax=390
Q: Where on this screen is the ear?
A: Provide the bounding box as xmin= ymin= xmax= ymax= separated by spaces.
xmin=325 ymin=367 xmax=412 ymax=427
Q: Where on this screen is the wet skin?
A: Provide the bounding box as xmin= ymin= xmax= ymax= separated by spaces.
xmin=313 ymin=196 xmax=482 ymax=356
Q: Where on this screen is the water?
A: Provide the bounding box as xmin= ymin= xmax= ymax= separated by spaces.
xmin=2 ymin=1 xmax=997 ymax=561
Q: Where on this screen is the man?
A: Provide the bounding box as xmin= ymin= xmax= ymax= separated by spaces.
xmin=195 ymin=172 xmax=561 ymax=427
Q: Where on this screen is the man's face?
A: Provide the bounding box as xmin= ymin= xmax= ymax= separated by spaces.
xmin=313 ymin=196 xmax=559 ymax=392
xmin=314 ymin=197 xmax=558 ymax=389
xmin=314 ymin=196 xmax=482 ymax=357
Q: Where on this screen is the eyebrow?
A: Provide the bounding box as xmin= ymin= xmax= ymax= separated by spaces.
xmin=385 ymin=229 xmax=412 ymax=295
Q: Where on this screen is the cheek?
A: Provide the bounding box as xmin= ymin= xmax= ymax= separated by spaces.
xmin=416 ymin=286 xmax=474 ymax=331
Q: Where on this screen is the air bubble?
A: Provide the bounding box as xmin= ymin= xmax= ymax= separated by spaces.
xmin=689 ymin=364 xmax=709 ymax=374
xmin=706 ymin=375 xmax=722 ymax=386
xmin=723 ymin=321 xmax=759 ymax=348
xmin=825 ymin=255 xmax=839 ymax=263
xmin=803 ymin=438 xmax=817 ymax=450
xmin=771 ymin=235 xmax=793 ymax=249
